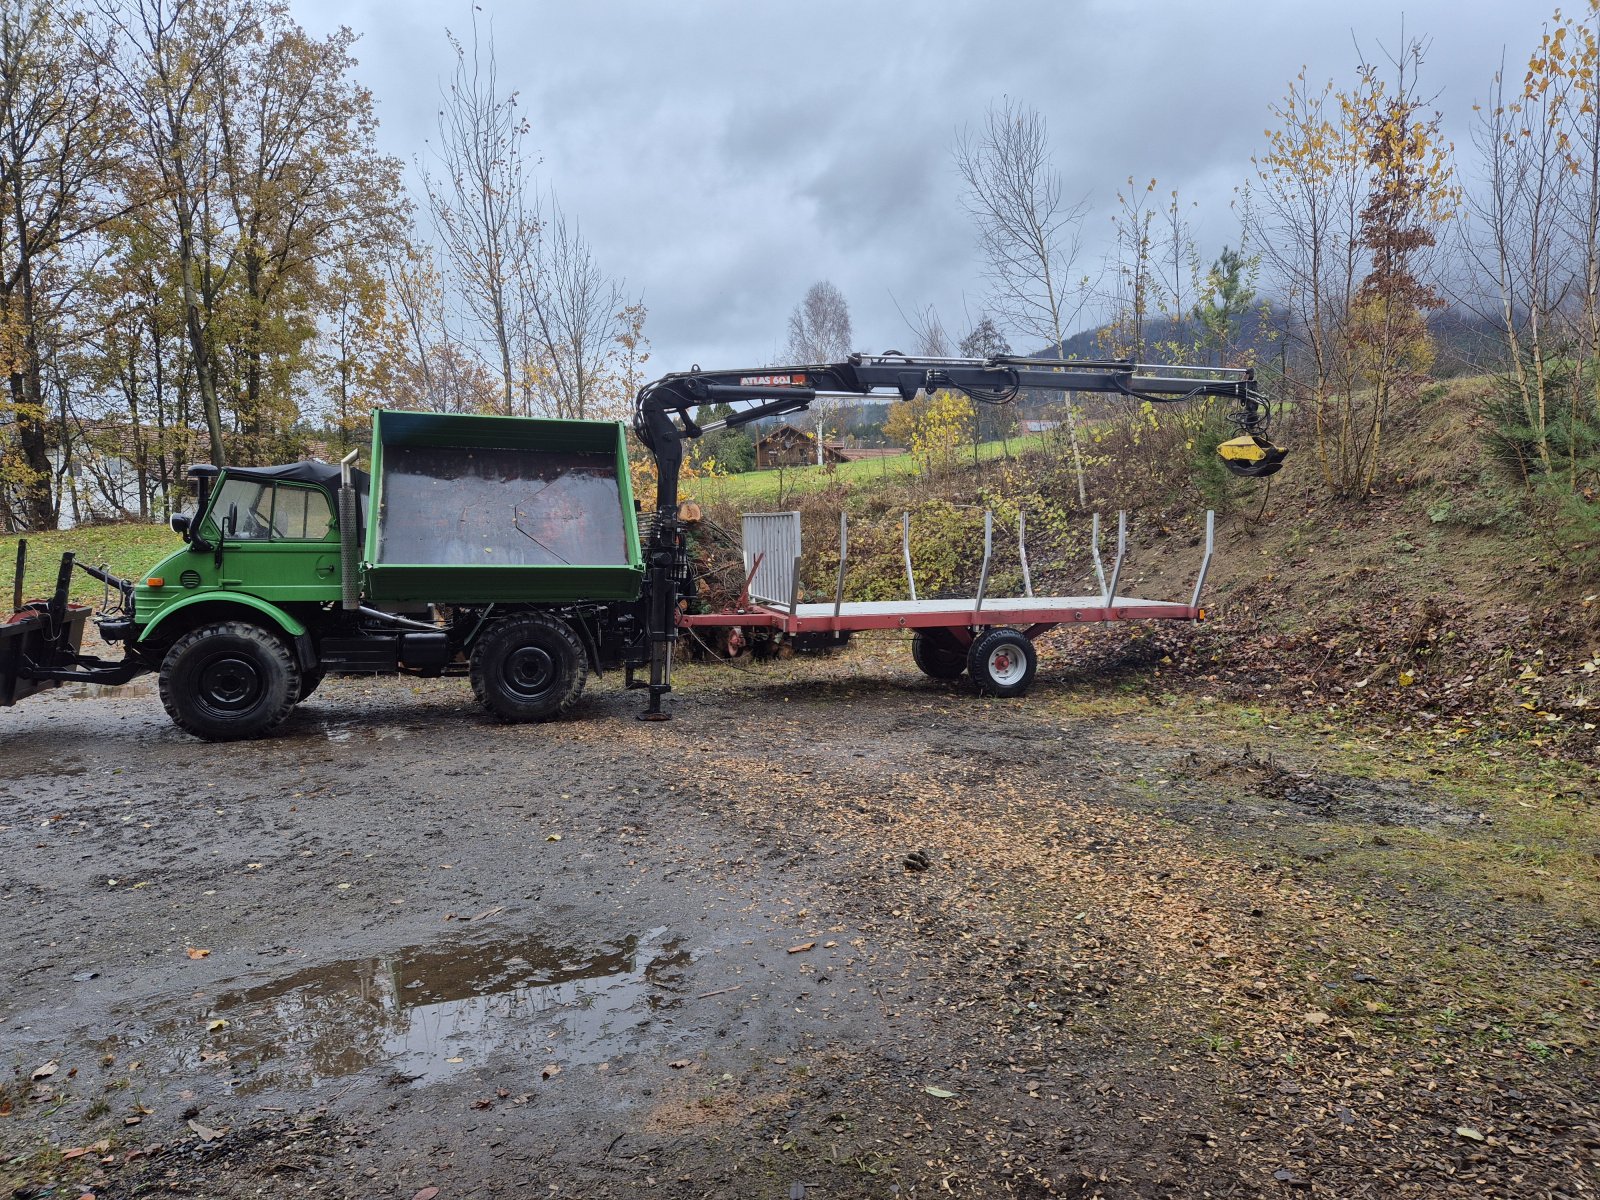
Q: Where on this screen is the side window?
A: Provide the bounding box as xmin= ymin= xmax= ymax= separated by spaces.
xmin=207 ymin=480 xmax=334 ymax=541
xmin=208 ymin=479 xmax=273 ymax=541
xmin=271 ymin=484 xmax=334 ymax=540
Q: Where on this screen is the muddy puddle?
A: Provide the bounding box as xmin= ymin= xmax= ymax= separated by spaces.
xmin=103 ymin=929 xmax=690 ymax=1093
xmin=56 ymin=675 xmax=159 ymax=701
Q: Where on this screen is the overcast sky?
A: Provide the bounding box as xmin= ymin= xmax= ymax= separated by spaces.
xmin=293 ymin=0 xmax=1544 ymax=377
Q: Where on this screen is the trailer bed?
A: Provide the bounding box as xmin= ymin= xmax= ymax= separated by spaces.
xmin=681 ymin=594 xmax=1199 ymax=635
xmin=678 ymin=508 xmax=1215 ymax=663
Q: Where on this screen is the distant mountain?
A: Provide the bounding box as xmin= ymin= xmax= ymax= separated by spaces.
xmin=1019 ymin=303 xmax=1506 ymax=391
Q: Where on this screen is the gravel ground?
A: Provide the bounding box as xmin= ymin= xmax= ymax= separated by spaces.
xmin=2 ymin=641 xmax=1596 ymax=1198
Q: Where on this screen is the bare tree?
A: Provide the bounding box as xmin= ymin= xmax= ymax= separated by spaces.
xmin=785 ymin=279 xmax=853 ymax=464
xmin=786 ymin=279 xmax=853 ymax=360
xmin=903 ymin=302 xmax=950 ymax=357
xmin=1462 ymin=28 xmax=1584 ymax=483
xmin=525 ymin=201 xmax=632 ymax=420
xmin=955 ymin=98 xmax=1093 ymax=504
xmin=420 ymin=14 xmax=538 ymax=415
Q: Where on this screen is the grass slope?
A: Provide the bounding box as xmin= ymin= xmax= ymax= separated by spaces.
xmin=686 ymin=432 xmax=1051 ymax=507
xmin=3 ymin=524 xmax=177 ymax=609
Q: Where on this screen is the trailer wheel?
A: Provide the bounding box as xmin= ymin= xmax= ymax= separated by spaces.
xmin=968 ymin=627 xmax=1037 ymax=698
xmin=158 ymin=621 xmax=301 ymax=741
xmin=911 ymin=629 xmax=967 ymax=680
xmin=470 ymin=614 xmax=586 ymax=722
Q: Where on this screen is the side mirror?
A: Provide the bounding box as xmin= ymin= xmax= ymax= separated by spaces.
xmin=170 ymin=512 xmax=192 ymax=540
xmin=226 ymin=502 xmax=239 ymax=537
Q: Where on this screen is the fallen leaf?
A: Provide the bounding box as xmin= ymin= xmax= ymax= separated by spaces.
xmin=545 ymin=834 xmax=562 ymax=842
xmin=206 ymin=1019 xmax=228 ymax=1032
xmin=187 ymin=1119 xmax=222 ymax=1142
xmin=668 ymin=1059 xmax=692 ymax=1070
xmin=471 ymin=1097 xmax=493 ymax=1110
xmin=787 ymin=942 xmax=816 ymax=954
xmin=30 ymin=1061 xmax=57 ymax=1081
xmin=445 ymin=1056 xmax=463 ymax=1064
xmin=1302 ymin=1010 xmax=1331 ymax=1026
xmin=924 ymin=1086 xmax=956 ymax=1099
xmin=186 ymin=948 xmax=210 ymax=960
xmin=412 ymin=1189 xmax=440 ymax=1200
xmin=336 ymin=882 xmax=352 ymax=890
xmin=1456 ymin=1126 xmax=1485 ymax=1142
xmin=60 ymin=1147 xmax=92 ymax=1161
xmin=541 ymin=1064 xmax=561 ymax=1079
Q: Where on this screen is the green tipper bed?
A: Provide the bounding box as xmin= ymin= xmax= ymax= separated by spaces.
xmin=363 ymin=409 xmax=644 ymax=604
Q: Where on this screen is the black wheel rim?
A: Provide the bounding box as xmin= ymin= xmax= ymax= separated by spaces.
xmin=195 ymin=652 xmax=264 ymax=716
xmin=504 ymin=644 xmax=557 ymax=700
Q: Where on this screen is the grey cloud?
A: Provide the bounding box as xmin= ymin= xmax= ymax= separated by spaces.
xmin=302 ymin=0 xmax=1547 ymax=374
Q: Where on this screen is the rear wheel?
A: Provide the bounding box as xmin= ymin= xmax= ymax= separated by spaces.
xmin=968 ymin=627 xmax=1037 ymax=698
xmin=470 ymin=613 xmax=587 ymax=722
xmin=911 ymin=628 xmax=967 ymax=680
xmin=158 ymin=621 xmax=300 ymax=741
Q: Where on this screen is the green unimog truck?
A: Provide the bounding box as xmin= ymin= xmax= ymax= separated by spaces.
xmin=5 ymin=409 xmax=654 ymax=739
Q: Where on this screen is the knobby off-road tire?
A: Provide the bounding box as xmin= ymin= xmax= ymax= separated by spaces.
xmin=911 ymin=628 xmax=967 ymax=680
xmin=158 ymin=620 xmax=301 ymax=741
xmin=967 ymin=627 xmax=1038 ymax=698
xmin=294 ymin=668 xmax=325 ymax=703
xmin=470 ymin=613 xmax=587 ymax=722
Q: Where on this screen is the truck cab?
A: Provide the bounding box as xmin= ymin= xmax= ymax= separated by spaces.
xmin=137 ymin=462 xmax=363 ymax=638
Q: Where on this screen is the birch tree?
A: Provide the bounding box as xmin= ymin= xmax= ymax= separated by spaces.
xmin=955 ymin=100 xmax=1093 ymax=505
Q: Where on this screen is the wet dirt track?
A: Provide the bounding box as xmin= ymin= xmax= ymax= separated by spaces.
xmin=2 ymin=646 xmax=1597 ymax=1199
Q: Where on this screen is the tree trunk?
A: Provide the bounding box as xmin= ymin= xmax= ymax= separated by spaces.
xmin=178 ymin=224 xmax=226 ymax=467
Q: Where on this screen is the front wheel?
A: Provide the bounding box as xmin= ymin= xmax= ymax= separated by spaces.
xmin=158 ymin=621 xmax=301 ymax=741
xmin=470 ymin=614 xmax=587 ymax=722
xmin=967 ymin=627 xmax=1038 ymax=698
xmin=294 ymin=667 xmax=325 ymax=703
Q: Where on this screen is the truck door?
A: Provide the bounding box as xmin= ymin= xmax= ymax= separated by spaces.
xmin=204 ymin=478 xmax=341 ymax=604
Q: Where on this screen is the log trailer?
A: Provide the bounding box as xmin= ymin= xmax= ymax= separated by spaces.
xmin=2 ymin=354 xmax=1284 ymax=739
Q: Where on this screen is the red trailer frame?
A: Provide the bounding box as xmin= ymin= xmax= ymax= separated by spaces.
xmin=680 ymin=508 xmax=1216 ymax=695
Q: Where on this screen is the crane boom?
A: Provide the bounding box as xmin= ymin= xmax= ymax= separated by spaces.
xmin=628 ymin=352 xmax=1287 ymax=716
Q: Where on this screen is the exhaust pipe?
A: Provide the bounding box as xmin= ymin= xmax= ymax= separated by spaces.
xmin=339 ymin=449 xmax=360 ymax=611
